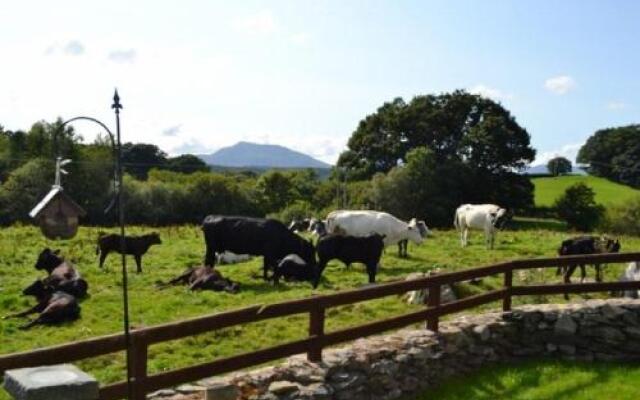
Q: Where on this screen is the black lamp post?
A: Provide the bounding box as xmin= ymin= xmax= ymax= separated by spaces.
xmin=52 ymin=90 xmax=133 ymax=399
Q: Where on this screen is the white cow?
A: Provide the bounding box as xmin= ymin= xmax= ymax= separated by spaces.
xmin=454 ymin=204 xmax=508 ymax=249
xmin=325 ymin=210 xmax=424 ymax=249
xmin=619 ymin=262 xmax=640 ymax=299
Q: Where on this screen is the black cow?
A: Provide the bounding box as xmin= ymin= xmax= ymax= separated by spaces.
xmin=3 ymin=280 xmax=80 ymax=329
xmin=96 ymin=232 xmax=162 ymax=273
xmin=35 ymin=249 xmax=88 ymax=298
xmin=557 ymin=236 xmax=621 ymax=285
xmin=158 ymin=266 xmax=239 ymax=293
xmin=288 ymin=218 xmax=312 ymax=233
xmin=272 ymin=254 xmax=318 ymax=286
xmin=309 ymin=219 xmax=328 ymax=237
xmin=316 ymin=234 xmax=385 ymax=286
xmin=202 ymin=215 xmax=316 ymax=280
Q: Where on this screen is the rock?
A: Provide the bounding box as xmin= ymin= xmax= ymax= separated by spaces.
xmin=554 ymin=314 xmax=577 ymax=336
xmin=601 ymin=304 xmax=627 ymax=320
xmin=625 ymin=326 xmax=640 ymax=340
xmin=176 ymin=384 xmax=205 ymax=394
xmin=204 ymin=381 xmax=238 ymax=400
xmin=558 ymin=344 xmax=576 ymax=355
xmin=299 ymin=383 xmax=333 ymax=400
xmin=473 ymin=324 xmax=491 ymax=341
xmin=268 ymin=381 xmax=299 ymax=395
xmin=3 ymin=364 xmax=99 ymax=400
xmin=147 ymin=389 xmax=177 ymax=398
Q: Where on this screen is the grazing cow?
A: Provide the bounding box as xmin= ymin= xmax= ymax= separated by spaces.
xmin=325 ymin=210 xmax=424 ymax=254
xmin=272 ymin=254 xmax=318 ymax=286
xmin=202 ymin=215 xmax=316 ymax=280
xmin=618 ymin=262 xmax=640 ymax=298
xmin=557 ymin=236 xmax=621 ymax=284
xmin=96 ymin=232 xmax=162 ymax=273
xmin=397 ymin=219 xmax=431 ymax=258
xmin=454 ymin=204 xmax=508 ymax=249
xmin=288 ymin=218 xmax=312 ymax=233
xmin=309 ymin=219 xmax=328 ymax=237
xmin=34 ymin=249 xmax=88 ymax=298
xmin=315 ymin=234 xmax=385 ymax=286
xmin=158 ymin=266 xmax=239 ymax=293
xmin=3 ymin=280 xmax=80 ymax=329
xmin=216 ymin=251 xmax=252 ymax=265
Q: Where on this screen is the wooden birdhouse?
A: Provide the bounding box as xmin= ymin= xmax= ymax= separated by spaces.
xmin=29 ymin=186 xmax=86 ymax=240
xmin=29 ymin=158 xmax=86 ymax=240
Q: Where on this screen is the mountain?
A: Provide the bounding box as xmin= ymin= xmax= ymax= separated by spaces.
xmin=198 ymin=141 xmax=331 ymax=169
xmin=522 ymin=164 xmax=587 ymax=175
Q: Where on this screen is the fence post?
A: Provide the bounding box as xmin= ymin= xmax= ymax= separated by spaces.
xmin=503 ymin=269 xmax=513 ymax=312
xmin=308 ymin=303 xmax=325 ymax=362
xmin=131 ymin=338 xmax=148 ymax=400
xmin=426 ymin=284 xmax=441 ymax=332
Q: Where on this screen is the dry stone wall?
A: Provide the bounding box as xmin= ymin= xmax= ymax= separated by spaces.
xmin=150 ymin=299 xmax=640 ymax=400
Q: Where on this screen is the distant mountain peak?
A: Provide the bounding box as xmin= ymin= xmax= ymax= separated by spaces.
xmin=198 ymin=141 xmax=331 ymax=169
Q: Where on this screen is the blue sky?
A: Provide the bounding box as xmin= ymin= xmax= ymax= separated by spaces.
xmin=1 ymin=1 xmax=638 ymax=165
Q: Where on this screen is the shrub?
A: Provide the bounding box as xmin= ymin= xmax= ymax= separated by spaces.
xmin=554 ymin=183 xmax=604 ymax=231
xmin=269 ymin=200 xmax=316 ymax=224
xmin=601 ymin=195 xmax=640 ymax=236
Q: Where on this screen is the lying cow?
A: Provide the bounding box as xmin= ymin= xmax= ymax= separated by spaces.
xmin=315 ymin=233 xmax=385 ymax=286
xmin=35 ymin=248 xmax=88 ymax=298
xmin=272 ymin=254 xmax=317 ymax=286
xmin=3 ymin=280 xmax=80 ymax=329
xmin=96 ymin=232 xmax=162 ymax=273
xmin=216 ymin=251 xmax=252 ymax=265
xmin=158 ymin=266 xmax=239 ymax=293
xmin=397 ymin=219 xmax=430 ymax=258
xmin=557 ymin=236 xmax=621 ymax=283
xmin=202 ymin=215 xmax=316 ymax=280
xmin=454 ymin=204 xmax=508 ymax=249
xmin=325 ymin=210 xmax=424 ymax=256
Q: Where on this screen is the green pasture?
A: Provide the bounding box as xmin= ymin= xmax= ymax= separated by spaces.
xmin=1 ymin=225 xmax=639 ymax=398
xmin=532 ymin=175 xmax=640 ymax=207
xmin=406 ymin=359 xmax=640 ymax=400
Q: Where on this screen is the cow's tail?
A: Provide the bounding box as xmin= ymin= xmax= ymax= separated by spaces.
xmin=453 ymin=209 xmax=460 ymax=230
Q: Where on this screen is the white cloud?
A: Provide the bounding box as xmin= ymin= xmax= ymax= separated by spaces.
xmin=607 ymin=101 xmax=628 ymax=110
xmin=533 ymin=142 xmax=583 ymax=166
xmin=162 ymin=124 xmax=182 ymax=137
xmin=468 ymin=84 xmax=513 ymax=102
xmin=108 ymin=49 xmax=137 ymax=63
xmin=544 ymin=75 xmax=575 ymax=95
xmin=290 ymin=33 xmax=309 ymax=46
xmin=64 ymin=40 xmax=85 ymax=56
xmin=233 ymin=11 xmax=277 ymax=35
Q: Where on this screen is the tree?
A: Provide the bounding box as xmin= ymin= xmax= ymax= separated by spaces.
xmin=255 ymin=171 xmax=296 ymax=213
xmin=165 ymin=154 xmax=209 ymax=174
xmin=547 ymin=157 xmax=572 ymax=176
xmin=121 ymin=143 xmax=168 ymax=180
xmin=577 ymin=125 xmax=640 ymax=187
xmin=554 ymin=183 xmax=604 ymax=231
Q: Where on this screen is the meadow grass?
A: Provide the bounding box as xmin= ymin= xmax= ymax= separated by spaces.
xmin=532 ymin=175 xmax=640 ymax=207
xmin=1 ymin=224 xmax=639 ymax=399
xmin=405 ymin=359 xmax=640 ymax=400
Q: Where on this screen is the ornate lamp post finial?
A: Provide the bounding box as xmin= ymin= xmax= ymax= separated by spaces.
xmin=112 ymin=89 xmax=123 ymax=112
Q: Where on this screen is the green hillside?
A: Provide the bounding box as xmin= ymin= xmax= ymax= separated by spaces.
xmin=532 ymin=175 xmax=640 ymax=207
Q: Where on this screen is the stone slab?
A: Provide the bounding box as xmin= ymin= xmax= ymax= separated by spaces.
xmin=3 ymin=364 xmax=98 ymax=400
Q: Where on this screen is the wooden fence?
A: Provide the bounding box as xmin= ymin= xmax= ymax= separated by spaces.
xmin=2 ymin=252 xmax=640 ymax=400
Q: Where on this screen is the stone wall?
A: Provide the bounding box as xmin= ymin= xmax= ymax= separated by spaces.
xmin=151 ymin=299 xmax=640 ymax=400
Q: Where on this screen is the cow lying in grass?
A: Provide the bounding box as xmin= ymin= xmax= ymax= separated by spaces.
xmin=272 ymin=254 xmax=318 ymax=286
xmin=157 ymin=266 xmax=239 ymax=293
xmin=3 ymin=280 xmax=80 ymax=329
xmin=35 ymin=248 xmax=88 ymax=298
xmin=96 ymin=232 xmax=162 ymax=273
xmin=315 ymin=233 xmax=386 ymax=286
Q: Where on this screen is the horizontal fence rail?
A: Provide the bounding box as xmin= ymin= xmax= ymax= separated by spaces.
xmin=1 ymin=252 xmax=640 ymax=400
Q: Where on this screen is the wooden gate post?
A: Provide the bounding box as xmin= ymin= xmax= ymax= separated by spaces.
xmin=503 ymin=269 xmax=513 ymax=311
xmin=426 ymin=284 xmax=441 ymax=332
xmin=308 ymin=304 xmax=325 ymax=362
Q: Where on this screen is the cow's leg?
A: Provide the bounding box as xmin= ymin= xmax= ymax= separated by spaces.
xmin=366 ymin=262 xmax=378 ymax=284
xmin=579 ymin=264 xmax=587 ymax=283
xmin=3 ymin=303 xmax=44 ymax=319
xmin=204 ymin=239 xmax=216 ymax=267
xmin=313 ymin=259 xmax=328 ymax=288
xmin=595 ymin=264 xmax=603 ymax=282
xmin=134 ymin=255 xmax=142 ymax=273
xmin=263 ymin=256 xmax=276 ymax=280
xmin=99 ymin=250 xmax=109 ymax=269
xmin=564 ymin=264 xmax=578 ymax=299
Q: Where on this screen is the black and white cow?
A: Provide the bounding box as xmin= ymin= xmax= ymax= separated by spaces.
xmin=315 ymin=233 xmax=385 ymax=286
xmin=557 ymin=236 xmax=621 ymax=284
xmin=202 ymin=215 xmax=316 ymax=280
xmin=454 ymin=204 xmax=508 ymax=249
xmin=272 ymin=254 xmax=318 ymax=286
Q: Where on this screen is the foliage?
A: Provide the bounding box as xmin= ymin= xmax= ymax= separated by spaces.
xmin=268 ymin=200 xmax=316 ymax=223
xmin=532 ymin=175 xmax=640 ymax=207
xmin=165 ymin=154 xmax=209 ymax=174
xmin=0 ymin=159 xmax=54 ymax=224
xmin=601 ymin=196 xmax=640 ymax=236
xmin=554 ymin=183 xmax=604 ymax=231
xmin=121 ymin=143 xmax=168 ymax=180
xmin=547 ymin=156 xmax=572 ymax=176
xmin=578 ymin=124 xmax=640 ymax=188
xmin=338 ymin=91 xmax=536 ymax=179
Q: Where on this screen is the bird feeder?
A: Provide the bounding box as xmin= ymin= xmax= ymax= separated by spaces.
xmin=29 ymin=158 xmax=86 ymax=240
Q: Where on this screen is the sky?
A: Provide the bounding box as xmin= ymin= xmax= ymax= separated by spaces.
xmin=1 ymin=0 xmax=639 ymax=165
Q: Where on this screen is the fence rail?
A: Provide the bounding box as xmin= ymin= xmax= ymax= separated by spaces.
xmin=2 ymin=252 xmax=640 ymax=400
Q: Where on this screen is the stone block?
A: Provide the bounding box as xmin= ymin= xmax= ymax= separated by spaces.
xmin=205 ymin=380 xmax=239 ymax=400
xmin=3 ymin=364 xmax=98 ymax=400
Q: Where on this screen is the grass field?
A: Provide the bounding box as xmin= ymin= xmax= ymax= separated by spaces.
xmin=1 ymin=224 xmax=639 ymax=399
xmin=406 ymin=359 xmax=640 ymax=400
xmin=532 ymin=175 xmax=640 ymax=207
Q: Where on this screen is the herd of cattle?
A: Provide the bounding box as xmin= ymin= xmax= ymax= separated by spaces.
xmin=3 ymin=204 xmax=635 ymax=329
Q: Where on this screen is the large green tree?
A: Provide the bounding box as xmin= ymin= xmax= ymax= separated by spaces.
xmin=121 ymin=143 xmax=168 ymax=180
xmin=547 ymin=157 xmax=572 ymax=176
xmin=577 ymin=125 xmax=640 ymax=187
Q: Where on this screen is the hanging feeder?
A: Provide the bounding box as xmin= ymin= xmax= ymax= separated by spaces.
xmin=29 ymin=158 xmax=86 ymax=240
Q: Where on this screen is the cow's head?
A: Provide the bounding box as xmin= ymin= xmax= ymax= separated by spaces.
xmin=406 ymin=219 xmax=424 ymax=244
xmin=490 ymin=208 xmax=509 ymax=230
xmin=606 ymin=238 xmax=621 ymax=253
xmin=34 ymin=248 xmax=63 ymax=272
xmin=147 ymin=232 xmax=162 ymax=245
xmin=22 ymin=279 xmax=51 ymax=299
